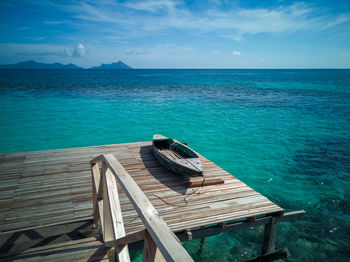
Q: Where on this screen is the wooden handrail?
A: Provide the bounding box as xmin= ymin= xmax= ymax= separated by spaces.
xmin=91 ymin=158 xmax=130 ymax=262
xmin=90 ymin=154 xmax=193 ymax=262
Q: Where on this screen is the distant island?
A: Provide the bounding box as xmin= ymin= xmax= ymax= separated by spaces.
xmin=91 ymin=61 xmax=132 ymax=69
xmin=0 ymin=60 xmax=132 ymax=69
xmin=0 ymin=60 xmax=81 ymax=69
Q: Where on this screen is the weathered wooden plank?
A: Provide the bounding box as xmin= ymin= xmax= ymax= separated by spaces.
xmin=176 ymin=211 xmax=305 ymax=242
xmin=1 ymin=214 xmax=93 ymax=234
xmin=105 ymin=230 xmax=145 ymax=248
xmin=143 ymin=230 xmax=166 ymax=262
xmin=91 ymin=163 xmax=102 ymax=227
xmin=98 ymin=154 xmax=193 ymax=262
xmin=123 ymin=201 xmax=281 ymax=233
xmin=103 ymin=167 xmax=130 ymax=262
xmin=0 ymin=140 xmax=284 ymax=253
xmin=3 ymin=237 xmax=109 ymax=262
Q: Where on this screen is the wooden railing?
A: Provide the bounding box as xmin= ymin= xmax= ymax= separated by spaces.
xmin=90 ymin=154 xmax=193 ymax=262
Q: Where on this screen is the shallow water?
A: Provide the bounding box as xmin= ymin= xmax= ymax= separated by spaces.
xmin=0 ymin=69 xmax=349 ymax=261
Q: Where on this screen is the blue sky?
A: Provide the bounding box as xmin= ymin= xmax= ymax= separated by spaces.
xmin=0 ymin=0 xmax=350 ymax=68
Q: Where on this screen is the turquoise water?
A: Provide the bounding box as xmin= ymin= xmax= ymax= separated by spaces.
xmin=0 ymin=69 xmax=349 ymax=261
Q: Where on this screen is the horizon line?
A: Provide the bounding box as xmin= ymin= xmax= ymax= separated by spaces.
xmin=1 ymin=67 xmax=350 ymax=70
xmin=1 ymin=60 xmax=349 ymax=70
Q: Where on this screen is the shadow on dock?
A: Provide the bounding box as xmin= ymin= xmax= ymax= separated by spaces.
xmin=0 ymin=219 xmax=100 ymax=260
xmin=139 ymin=145 xmax=190 ymax=195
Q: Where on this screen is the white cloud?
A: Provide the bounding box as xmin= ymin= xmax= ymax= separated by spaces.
xmin=232 ymin=51 xmax=240 ymax=56
xmin=73 ymin=44 xmax=86 ymax=57
xmin=123 ymin=0 xmax=176 ymax=13
xmin=0 ymin=43 xmax=87 ymax=59
xmin=67 ymin=1 xmax=350 ymax=41
xmin=0 ymin=43 xmax=68 ymax=62
xmin=219 ymin=34 xmax=242 ymax=42
xmin=213 ymin=50 xmax=220 ymax=55
xmin=124 ymin=47 xmax=148 ymax=55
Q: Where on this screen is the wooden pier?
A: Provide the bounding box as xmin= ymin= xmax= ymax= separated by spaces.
xmin=0 ymin=141 xmax=304 ymax=261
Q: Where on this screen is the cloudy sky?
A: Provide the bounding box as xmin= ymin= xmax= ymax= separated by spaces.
xmin=0 ymin=0 xmax=349 ymax=68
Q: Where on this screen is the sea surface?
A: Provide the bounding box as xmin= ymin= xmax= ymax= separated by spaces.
xmin=0 ymin=69 xmax=349 ymax=261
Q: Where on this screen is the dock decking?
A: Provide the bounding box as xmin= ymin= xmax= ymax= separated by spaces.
xmin=0 ymin=141 xmax=293 ymax=261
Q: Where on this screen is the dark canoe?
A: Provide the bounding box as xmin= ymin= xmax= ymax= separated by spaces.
xmin=152 ymin=134 xmax=203 ymax=177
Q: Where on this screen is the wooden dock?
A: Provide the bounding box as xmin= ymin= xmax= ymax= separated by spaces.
xmin=0 ymin=141 xmax=304 ymax=261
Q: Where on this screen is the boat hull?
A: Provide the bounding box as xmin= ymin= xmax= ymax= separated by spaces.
xmin=152 ymin=135 xmax=203 ymax=177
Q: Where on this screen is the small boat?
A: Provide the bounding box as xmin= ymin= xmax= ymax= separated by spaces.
xmin=152 ymin=134 xmax=203 ymax=177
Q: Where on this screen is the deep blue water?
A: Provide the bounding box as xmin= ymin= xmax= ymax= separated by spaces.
xmin=0 ymin=69 xmax=349 ymax=261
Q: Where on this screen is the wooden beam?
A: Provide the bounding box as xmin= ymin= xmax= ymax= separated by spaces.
xmin=91 ymin=159 xmax=130 ymax=261
xmin=90 ymin=155 xmax=104 ymax=165
xmin=101 ymin=154 xmax=193 ymax=262
xmin=102 ymin=169 xmax=112 ymax=242
xmin=98 ymin=163 xmax=105 ymax=199
xmin=103 ymin=167 xmax=130 ymax=262
xmin=105 ymin=230 xmax=146 ymax=248
xmin=127 ymin=211 xmax=305 ymax=252
xmin=176 ymin=211 xmax=305 ymax=242
xmin=97 ymin=163 xmax=105 ymax=232
xmin=143 ymin=230 xmax=166 ymax=262
xmin=91 ymin=163 xmax=102 ymax=227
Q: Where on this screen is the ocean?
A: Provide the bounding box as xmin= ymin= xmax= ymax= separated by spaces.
xmin=0 ymin=69 xmax=349 ymax=261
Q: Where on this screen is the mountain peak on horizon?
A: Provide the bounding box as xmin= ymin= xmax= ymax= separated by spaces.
xmin=0 ymin=60 xmax=133 ymax=69
xmin=91 ymin=61 xmax=132 ymax=69
xmin=0 ymin=60 xmax=82 ymax=69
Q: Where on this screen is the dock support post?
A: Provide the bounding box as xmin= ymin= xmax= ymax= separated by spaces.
xmin=143 ymin=231 xmax=166 ymax=262
xmin=262 ymin=217 xmax=276 ymax=254
xmin=199 ymin=236 xmax=206 ymax=254
xmin=196 ymin=226 xmax=206 ymax=260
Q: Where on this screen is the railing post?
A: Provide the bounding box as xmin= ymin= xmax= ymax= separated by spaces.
xmin=143 ymin=230 xmax=166 ymax=262
xmin=91 ymin=163 xmax=103 ymax=227
xmin=91 ymin=164 xmax=98 ymax=227
xmin=102 ymin=168 xmax=113 ymax=242
xmin=91 ymin=154 xmax=193 ymax=262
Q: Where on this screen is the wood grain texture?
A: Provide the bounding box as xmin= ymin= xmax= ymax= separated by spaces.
xmin=103 ymin=167 xmax=130 ymax=262
xmin=4 ymin=237 xmax=109 ymax=262
xmin=0 ymin=141 xmax=283 ymax=242
xmin=101 ymin=154 xmax=193 ymax=262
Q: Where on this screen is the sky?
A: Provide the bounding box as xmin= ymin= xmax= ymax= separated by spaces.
xmin=0 ymin=0 xmax=350 ymax=68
